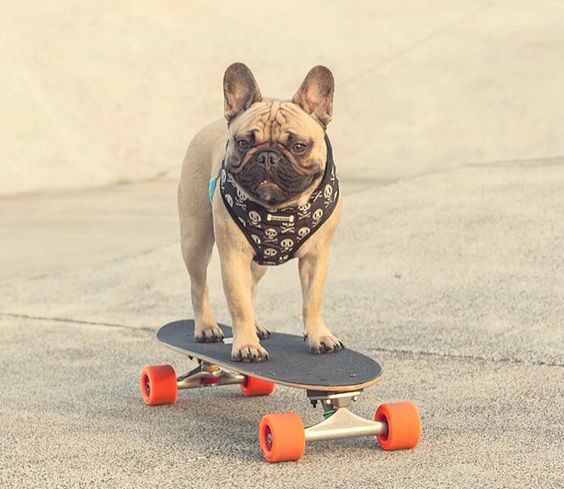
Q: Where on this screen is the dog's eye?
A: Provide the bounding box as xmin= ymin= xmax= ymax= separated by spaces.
xmin=291 ymin=142 xmax=307 ymax=154
xmin=236 ymin=138 xmax=250 ymax=151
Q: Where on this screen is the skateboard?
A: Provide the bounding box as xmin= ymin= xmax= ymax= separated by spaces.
xmin=140 ymin=319 xmax=421 ymax=463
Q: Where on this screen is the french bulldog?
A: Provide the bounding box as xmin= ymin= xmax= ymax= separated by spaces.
xmin=178 ymin=63 xmax=343 ymax=361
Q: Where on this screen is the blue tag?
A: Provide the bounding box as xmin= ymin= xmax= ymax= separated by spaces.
xmin=208 ymin=176 xmax=217 ymax=204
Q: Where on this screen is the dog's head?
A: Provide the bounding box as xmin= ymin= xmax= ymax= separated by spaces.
xmin=222 ymin=63 xmax=334 ymax=207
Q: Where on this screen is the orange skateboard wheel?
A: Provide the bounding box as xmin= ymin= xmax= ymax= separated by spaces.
xmin=259 ymin=412 xmax=305 ymax=463
xmin=240 ymin=376 xmax=275 ymax=397
xmin=375 ymin=401 xmax=421 ymax=450
xmin=140 ymin=364 xmax=178 ymax=406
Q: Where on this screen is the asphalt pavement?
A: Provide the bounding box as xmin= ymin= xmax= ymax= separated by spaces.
xmin=1 ymin=1 xmax=563 ymax=488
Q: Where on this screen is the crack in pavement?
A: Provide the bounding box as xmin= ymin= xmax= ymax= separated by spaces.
xmin=0 ymin=312 xmax=154 ymax=333
xmin=467 ymin=155 xmax=564 ymax=168
xmin=365 ymin=346 xmax=563 ymax=368
xmin=2 ymin=311 xmax=562 ymax=368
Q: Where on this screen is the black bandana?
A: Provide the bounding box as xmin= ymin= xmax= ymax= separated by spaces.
xmin=219 ymin=136 xmax=339 ymax=265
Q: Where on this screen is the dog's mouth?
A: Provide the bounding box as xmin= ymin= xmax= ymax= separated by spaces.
xmin=233 ymin=159 xmax=320 ymax=207
xmin=242 ymin=173 xmax=315 ymax=206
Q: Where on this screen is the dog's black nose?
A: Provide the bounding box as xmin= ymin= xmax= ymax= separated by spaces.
xmin=256 ymin=149 xmax=281 ymax=168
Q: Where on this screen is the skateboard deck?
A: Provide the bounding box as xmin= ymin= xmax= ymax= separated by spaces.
xmin=156 ymin=319 xmax=382 ymax=392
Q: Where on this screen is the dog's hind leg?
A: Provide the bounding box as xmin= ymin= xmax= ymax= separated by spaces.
xmin=178 ymin=121 xmax=228 ymax=343
xmin=180 ymin=215 xmax=223 ymax=343
xmin=178 ymin=165 xmax=223 ymax=342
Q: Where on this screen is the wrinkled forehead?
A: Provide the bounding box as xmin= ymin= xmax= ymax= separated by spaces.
xmin=231 ymin=100 xmax=325 ymax=144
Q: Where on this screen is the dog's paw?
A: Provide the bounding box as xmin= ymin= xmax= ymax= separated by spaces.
xmin=255 ymin=319 xmax=271 ymax=340
xmin=308 ymin=334 xmax=344 ymax=354
xmin=194 ymin=323 xmax=224 ymax=343
xmin=231 ymin=343 xmax=269 ymax=362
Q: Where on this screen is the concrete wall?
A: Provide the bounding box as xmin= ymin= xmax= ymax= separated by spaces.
xmin=2 ymin=0 xmax=563 ymax=195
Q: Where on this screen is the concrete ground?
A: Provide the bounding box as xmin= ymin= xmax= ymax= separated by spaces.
xmin=2 ymin=1 xmax=564 ymax=488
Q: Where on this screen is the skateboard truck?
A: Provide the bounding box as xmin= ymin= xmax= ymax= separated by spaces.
xmin=304 ymin=390 xmax=387 ymax=442
xmin=176 ymin=362 xmax=245 ymax=388
xmin=173 ymin=362 xmax=275 ymax=397
xmin=258 ymin=389 xmax=420 ymax=463
xmin=140 ymin=362 xmax=276 ymax=407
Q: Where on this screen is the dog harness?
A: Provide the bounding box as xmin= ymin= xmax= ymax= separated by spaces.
xmin=210 ymin=136 xmax=340 ymax=266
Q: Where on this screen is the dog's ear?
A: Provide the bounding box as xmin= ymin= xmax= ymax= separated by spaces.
xmin=223 ymin=63 xmax=262 ymax=122
xmin=292 ymin=66 xmax=334 ymax=128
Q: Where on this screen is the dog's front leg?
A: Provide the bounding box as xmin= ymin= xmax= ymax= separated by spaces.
xmin=251 ymin=262 xmax=271 ymax=340
xmin=299 ymin=246 xmax=344 ymax=354
xmin=219 ymin=250 xmax=269 ymax=361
